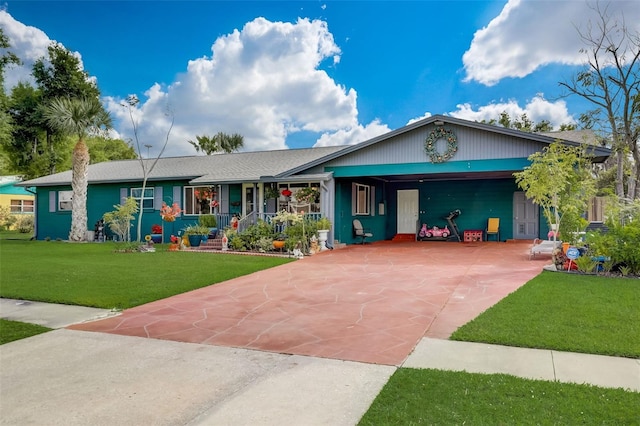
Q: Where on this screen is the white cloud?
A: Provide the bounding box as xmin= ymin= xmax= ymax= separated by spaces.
xmin=313 ymin=119 xmax=391 ymax=147
xmin=0 ymin=9 xmax=50 ymax=89
xmin=406 ymin=112 xmax=432 ymax=126
xmin=463 ymin=0 xmax=640 ymax=86
xmin=105 ymin=17 xmax=364 ymax=157
xmin=448 ymin=95 xmax=575 ymax=129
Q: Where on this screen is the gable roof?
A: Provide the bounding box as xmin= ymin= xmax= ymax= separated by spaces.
xmin=19 ymin=146 xmax=347 ymax=187
xmin=281 ymin=115 xmax=612 ymax=177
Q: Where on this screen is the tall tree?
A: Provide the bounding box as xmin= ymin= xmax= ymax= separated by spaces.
xmin=86 ymin=136 xmax=137 ymax=164
xmin=32 ymin=43 xmax=100 ymax=175
xmin=4 ymin=83 xmax=51 ymax=178
xmin=188 ymin=132 xmax=244 ymax=154
xmin=482 ymin=112 xmax=574 ymax=133
xmin=514 ymin=142 xmax=596 ymax=244
xmin=0 ymin=27 xmax=21 ymax=172
xmin=122 ymin=95 xmax=174 ymax=242
xmin=44 ymin=97 xmax=112 ymax=241
xmin=559 ymin=3 xmax=640 ymax=200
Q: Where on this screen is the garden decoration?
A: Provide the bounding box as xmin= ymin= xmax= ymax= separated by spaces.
xmin=424 ymin=127 xmax=458 ymax=163
xmin=160 ymin=202 xmax=181 ymax=222
xmin=168 ymin=235 xmax=180 ymax=251
xmin=150 ymin=224 xmax=163 ymax=243
xmin=160 ymin=202 xmax=181 ymax=236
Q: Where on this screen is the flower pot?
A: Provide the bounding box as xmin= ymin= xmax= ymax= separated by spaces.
xmin=188 ymin=234 xmax=203 ymax=248
xmin=151 ymin=234 xmax=163 ymax=244
xmin=208 ymin=227 xmax=219 ymax=239
xmin=317 ymin=229 xmax=329 ymax=251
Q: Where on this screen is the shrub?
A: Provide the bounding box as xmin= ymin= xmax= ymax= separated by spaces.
xmin=585 ymin=219 xmax=640 ymax=275
xmin=14 ymin=215 xmax=34 ymax=233
xmin=198 ymin=214 xmax=217 ymax=228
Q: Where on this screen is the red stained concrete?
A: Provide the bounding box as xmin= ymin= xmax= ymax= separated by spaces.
xmin=69 ymin=241 xmax=548 ymax=366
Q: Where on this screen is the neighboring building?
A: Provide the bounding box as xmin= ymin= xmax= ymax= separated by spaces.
xmin=18 ymin=115 xmax=611 ymax=243
xmin=0 ymin=176 xmax=34 ymax=229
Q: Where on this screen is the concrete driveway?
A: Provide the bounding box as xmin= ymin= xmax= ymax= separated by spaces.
xmin=70 ymin=241 xmax=545 ymax=365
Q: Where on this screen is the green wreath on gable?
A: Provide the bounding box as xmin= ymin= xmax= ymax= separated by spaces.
xmin=424 ymin=127 xmax=458 ymax=163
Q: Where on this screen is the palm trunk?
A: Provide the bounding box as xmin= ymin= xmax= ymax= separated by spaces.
xmin=69 ymin=139 xmax=90 ymax=241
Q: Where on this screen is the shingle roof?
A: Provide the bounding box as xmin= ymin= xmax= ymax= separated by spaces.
xmin=19 ymin=146 xmax=347 ymax=187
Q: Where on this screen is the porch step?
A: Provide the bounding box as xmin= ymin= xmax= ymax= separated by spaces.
xmin=197 ymin=236 xmax=223 ymax=250
xmin=392 ymin=233 xmax=416 ymax=242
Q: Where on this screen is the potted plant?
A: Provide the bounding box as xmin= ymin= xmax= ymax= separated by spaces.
xmin=273 ymin=233 xmax=286 ymax=250
xmin=295 ymin=186 xmax=319 ymax=204
xmin=316 ymin=217 xmax=331 ymax=251
xmin=264 ymin=185 xmax=280 ymax=200
xmin=183 ymin=224 xmax=210 ymax=248
xmin=150 ymin=224 xmax=163 ymax=243
xmin=198 ymin=214 xmax=218 ymax=239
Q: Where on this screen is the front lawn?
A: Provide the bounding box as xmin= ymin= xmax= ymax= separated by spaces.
xmin=451 ymin=271 xmax=640 ymax=358
xmin=359 ymin=368 xmax=640 ymax=425
xmin=0 ymin=240 xmax=294 ymax=309
xmin=0 ymin=319 xmax=51 ymax=344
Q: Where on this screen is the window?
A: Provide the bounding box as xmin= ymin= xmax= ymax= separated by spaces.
xmin=58 ymin=191 xmax=73 ymax=211
xmin=353 ymin=183 xmax=371 ymax=215
xmin=184 ymin=186 xmax=218 ymax=215
xmin=131 ymin=187 xmax=154 ymax=209
xmin=278 ymin=183 xmax=320 ymax=213
xmin=10 ymin=199 xmax=34 ymax=213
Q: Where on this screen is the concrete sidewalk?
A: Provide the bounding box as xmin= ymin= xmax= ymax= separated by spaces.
xmin=1 ymin=329 xmax=395 ymax=426
xmin=0 ymin=298 xmax=119 ymax=329
xmin=404 ymin=338 xmax=640 ymax=392
xmin=1 ymin=300 xmax=638 ymax=425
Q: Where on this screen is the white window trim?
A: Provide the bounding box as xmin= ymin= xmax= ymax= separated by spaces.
xmin=58 ymin=190 xmax=73 ymax=211
xmin=183 ymin=186 xmax=219 ymax=216
xmin=131 ymin=187 xmax=155 ymax=209
xmin=10 ymin=199 xmax=34 ymax=213
xmin=352 ymin=183 xmax=372 ymax=216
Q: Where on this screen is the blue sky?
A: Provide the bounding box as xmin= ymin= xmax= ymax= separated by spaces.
xmin=2 ymin=1 xmax=638 ymax=157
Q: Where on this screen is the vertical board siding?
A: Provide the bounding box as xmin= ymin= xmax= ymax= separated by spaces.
xmin=323 ymin=126 xmax=544 ymax=167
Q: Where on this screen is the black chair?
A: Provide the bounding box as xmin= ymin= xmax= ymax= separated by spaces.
xmin=353 ymin=219 xmax=373 ymax=244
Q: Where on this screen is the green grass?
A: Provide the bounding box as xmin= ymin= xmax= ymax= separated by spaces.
xmin=0 ymin=230 xmax=33 ymax=240
xmin=451 ymin=271 xmax=640 ymax=358
xmin=359 ymin=368 xmax=640 ymax=425
xmin=0 ymin=239 xmax=294 ymax=309
xmin=0 ymin=319 xmax=51 ymax=344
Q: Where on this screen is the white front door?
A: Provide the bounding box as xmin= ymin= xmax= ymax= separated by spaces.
xmin=513 ymin=191 xmax=538 ymax=239
xmin=397 ymin=189 xmax=419 ymax=233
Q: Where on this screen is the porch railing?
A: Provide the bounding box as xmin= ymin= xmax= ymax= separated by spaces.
xmin=216 ymin=212 xmax=323 ymax=234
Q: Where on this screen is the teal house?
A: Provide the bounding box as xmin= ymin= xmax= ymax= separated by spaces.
xmin=19 ymin=115 xmax=610 ymax=244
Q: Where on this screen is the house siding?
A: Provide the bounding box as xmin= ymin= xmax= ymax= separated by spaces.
xmin=322 ymin=125 xmax=546 ymax=168
xmin=35 ymin=181 xmax=201 ymax=241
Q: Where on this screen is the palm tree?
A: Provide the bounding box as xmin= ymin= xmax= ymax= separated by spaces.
xmin=44 ymin=97 xmax=112 ymax=241
xmin=188 ymin=132 xmax=244 ymax=155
